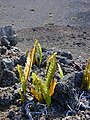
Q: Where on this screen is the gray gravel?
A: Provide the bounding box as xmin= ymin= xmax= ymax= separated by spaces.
xmin=0 ymin=0 xmax=90 ymax=30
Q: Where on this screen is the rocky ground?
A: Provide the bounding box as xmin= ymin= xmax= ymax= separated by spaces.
xmin=0 ymin=1 xmax=90 ymax=120
xmin=0 ymin=25 xmax=90 ymax=120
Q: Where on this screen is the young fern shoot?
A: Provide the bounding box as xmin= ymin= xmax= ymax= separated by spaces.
xmin=17 ymin=39 xmax=42 ymax=102
xmin=57 ymin=63 xmax=64 ymax=79
xmin=30 ymin=53 xmax=57 ymax=106
xmin=81 ymin=59 xmax=90 ymax=90
xmin=45 ymin=53 xmax=57 ymax=89
xmin=38 ymin=43 xmax=42 ymax=65
xmin=31 ymin=73 xmax=51 ymax=106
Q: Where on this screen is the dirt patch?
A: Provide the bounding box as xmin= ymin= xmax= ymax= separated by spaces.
xmin=16 ymin=25 xmax=90 ymax=59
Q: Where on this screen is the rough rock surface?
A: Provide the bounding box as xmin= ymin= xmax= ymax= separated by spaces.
xmin=0 ymin=26 xmax=18 ymax=46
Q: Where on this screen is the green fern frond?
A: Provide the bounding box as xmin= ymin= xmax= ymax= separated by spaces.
xmin=57 ymin=63 xmax=64 ymax=79
xmin=46 ymin=53 xmax=55 ymax=74
xmin=19 ymin=89 xmax=25 ymax=103
xmin=46 ymin=53 xmax=57 ymax=89
xmin=24 ymin=51 xmax=31 ymax=82
xmin=32 ymin=39 xmax=43 ymax=65
xmin=17 ymin=64 xmax=24 ymax=82
xmin=26 ymin=49 xmax=29 ymax=58
xmin=17 ymin=64 xmax=26 ymax=101
xmin=31 ymin=72 xmax=51 ymax=106
xmin=38 ymin=43 xmax=42 ymax=65
xmin=33 ymin=39 xmax=38 ymax=63
xmin=43 ymin=90 xmax=51 ymax=107
xmin=81 ymin=59 xmax=90 ymax=90
xmin=24 ymin=41 xmax=37 ymax=82
xmin=17 ymin=64 xmax=26 ymax=93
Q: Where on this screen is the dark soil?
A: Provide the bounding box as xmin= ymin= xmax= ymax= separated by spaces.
xmin=16 ymin=25 xmax=90 ymax=59
xmin=0 ymin=25 xmax=90 ymax=120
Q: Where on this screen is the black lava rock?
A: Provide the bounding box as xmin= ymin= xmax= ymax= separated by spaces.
xmin=11 ymin=46 xmax=20 ymax=53
xmin=0 ymin=26 xmax=18 ymax=46
xmin=1 ymin=37 xmax=10 ymax=47
xmin=8 ymin=36 xmax=18 ymax=46
xmin=53 ymin=72 xmax=81 ymax=111
xmin=4 ymin=26 xmax=15 ymax=37
xmin=19 ymin=53 xmax=26 ymax=66
xmin=59 ymin=57 xmax=74 ymax=66
xmin=0 ymin=46 xmax=7 ymax=54
xmin=60 ymin=51 xmax=73 ymax=60
xmin=14 ymin=57 xmax=20 ymax=66
xmin=7 ymin=111 xmax=15 ymax=119
xmin=0 ymin=69 xmax=19 ymax=87
xmin=2 ymin=58 xmax=15 ymax=70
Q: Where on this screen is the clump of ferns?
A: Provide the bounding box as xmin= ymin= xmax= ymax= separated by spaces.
xmin=30 ymin=53 xmax=57 ymax=106
xmin=17 ymin=39 xmax=64 ymax=106
xmin=17 ymin=39 xmax=42 ymax=103
xmin=81 ymin=59 xmax=90 ymax=91
xmin=30 ymin=53 xmax=64 ymax=106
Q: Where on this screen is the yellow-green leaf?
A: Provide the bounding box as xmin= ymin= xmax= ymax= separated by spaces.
xmin=46 ymin=53 xmax=56 ymax=89
xmin=38 ymin=43 xmax=42 ymax=65
xmin=19 ymin=89 xmax=25 ymax=103
xmin=26 ymin=49 xmax=29 ymax=58
xmin=17 ymin=64 xmax=24 ymax=82
xmin=49 ymin=79 xmax=56 ymax=96
xmin=57 ymin=63 xmax=64 ymax=79
xmin=31 ymin=88 xmax=42 ymax=101
xmin=31 ymin=72 xmax=51 ymax=106
xmin=81 ymin=59 xmax=90 ymax=90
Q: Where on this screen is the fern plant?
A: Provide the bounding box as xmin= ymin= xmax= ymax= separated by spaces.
xmin=81 ymin=59 xmax=90 ymax=90
xmin=45 ymin=53 xmax=57 ymax=89
xmin=17 ymin=65 xmax=26 ymax=93
xmin=33 ymin=39 xmax=42 ymax=65
xmin=30 ymin=53 xmax=57 ymax=106
xmin=17 ymin=40 xmax=58 ymax=105
xmin=31 ymin=73 xmax=51 ymax=106
xmin=17 ymin=39 xmax=42 ymax=102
